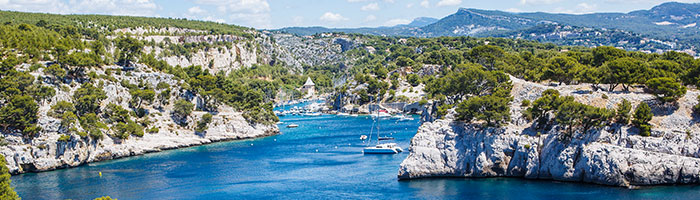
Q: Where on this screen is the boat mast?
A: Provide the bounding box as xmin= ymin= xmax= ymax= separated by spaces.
xmin=376 ymin=94 xmax=381 ymax=145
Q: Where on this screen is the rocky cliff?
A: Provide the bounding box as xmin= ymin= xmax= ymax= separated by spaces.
xmin=0 ymin=63 xmax=279 ymax=174
xmin=399 ymin=76 xmax=700 ymax=187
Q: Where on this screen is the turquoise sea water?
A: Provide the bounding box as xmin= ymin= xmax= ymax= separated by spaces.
xmin=10 ymin=104 xmax=700 ymax=199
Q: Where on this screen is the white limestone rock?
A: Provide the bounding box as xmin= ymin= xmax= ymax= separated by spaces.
xmin=399 ymin=76 xmax=700 ymax=187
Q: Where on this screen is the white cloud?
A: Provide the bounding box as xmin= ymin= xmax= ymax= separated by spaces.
xmin=361 ymin=3 xmax=380 ymax=11
xmin=406 ymin=3 xmax=414 ymax=8
xmin=293 ymin=16 xmax=304 ymax=26
xmin=519 ymin=0 xmax=561 ymax=5
xmin=365 ymin=14 xmax=377 ymax=21
xmin=576 ymin=3 xmax=597 ymax=13
xmin=320 ymin=12 xmax=348 ymax=22
xmin=193 ymin=0 xmax=271 ymax=28
xmin=73 ymin=0 xmax=159 ymax=16
xmin=188 ymin=6 xmax=206 ymax=15
xmin=384 ymin=0 xmax=395 ymax=3
xmin=505 ymin=8 xmax=522 ymax=13
xmin=420 ymin=0 xmax=429 ymax=8
xmin=0 ymin=0 xmax=68 ymax=13
xmin=0 ymin=0 xmax=158 ymax=16
xmin=384 ymin=18 xmax=411 ymax=26
xmin=437 ymin=0 xmax=461 ymax=7
xmin=203 ymin=16 xmax=226 ymax=23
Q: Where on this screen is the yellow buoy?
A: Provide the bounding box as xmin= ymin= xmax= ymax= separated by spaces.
xmin=99 ymin=172 xmax=102 ymax=177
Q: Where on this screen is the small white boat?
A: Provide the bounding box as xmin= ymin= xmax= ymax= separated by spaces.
xmin=369 ymin=112 xmax=391 ymax=118
xmin=360 ymin=135 xmax=368 ymax=140
xmin=363 ymin=143 xmax=403 ymax=154
xmin=306 ymin=112 xmax=322 ymax=116
xmin=337 ymin=113 xmax=350 ymax=117
xmin=350 ymin=114 xmax=358 ymax=117
xmin=286 ymin=124 xmax=299 ymax=128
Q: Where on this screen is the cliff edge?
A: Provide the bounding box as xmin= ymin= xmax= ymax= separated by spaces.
xmin=399 ymin=76 xmax=700 ymax=187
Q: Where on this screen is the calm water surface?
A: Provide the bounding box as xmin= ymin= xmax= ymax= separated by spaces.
xmin=11 ymin=104 xmax=700 ymax=199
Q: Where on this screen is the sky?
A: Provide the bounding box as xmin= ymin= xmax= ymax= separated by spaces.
xmin=1 ymin=0 xmax=699 ymax=29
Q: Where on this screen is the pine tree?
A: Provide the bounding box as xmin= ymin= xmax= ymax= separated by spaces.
xmin=0 ymin=154 xmax=20 ymax=200
xmin=632 ymin=102 xmax=653 ymax=136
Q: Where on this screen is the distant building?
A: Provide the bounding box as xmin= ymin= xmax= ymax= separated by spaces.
xmin=301 ymin=77 xmax=315 ymax=98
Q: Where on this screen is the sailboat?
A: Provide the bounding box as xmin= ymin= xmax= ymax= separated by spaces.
xmin=363 ymin=97 xmax=403 ymax=154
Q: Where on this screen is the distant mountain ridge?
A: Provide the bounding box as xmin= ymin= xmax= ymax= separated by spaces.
xmin=275 ymin=2 xmax=700 ymax=56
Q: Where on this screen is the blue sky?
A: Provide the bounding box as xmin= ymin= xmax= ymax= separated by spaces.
xmin=1 ymin=0 xmax=698 ymax=29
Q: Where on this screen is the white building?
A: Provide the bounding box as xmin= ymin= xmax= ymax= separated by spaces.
xmin=301 ymin=77 xmax=315 ymax=98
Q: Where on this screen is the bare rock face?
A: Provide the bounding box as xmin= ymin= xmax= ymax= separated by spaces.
xmin=399 ymin=76 xmax=700 ymax=187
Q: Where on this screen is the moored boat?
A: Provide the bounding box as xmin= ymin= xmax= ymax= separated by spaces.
xmin=363 ymin=143 xmax=403 ymax=154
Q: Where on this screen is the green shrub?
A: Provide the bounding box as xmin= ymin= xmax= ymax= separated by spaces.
xmin=60 ymin=111 xmax=78 ymax=128
xmin=646 ymin=77 xmax=686 ymax=103
xmin=104 ymin=103 xmax=131 ymax=124
xmin=45 ymin=64 xmax=66 ymax=81
xmin=616 ymin=99 xmax=632 ymax=124
xmin=76 ymin=131 xmax=88 ymax=138
xmin=147 ymin=127 xmax=159 ymax=134
xmin=29 ymin=63 xmax=43 ymax=71
xmin=195 ymin=113 xmax=213 ymax=133
xmin=456 ymin=94 xmax=512 ymax=127
xmin=601 ymin=94 xmax=608 ymax=99
xmin=88 ymin=128 xmax=103 ymax=140
xmin=50 ymin=101 xmax=75 ymax=118
xmin=521 ymin=99 xmax=530 ymax=107
xmin=129 ymin=89 xmax=155 ymax=109
xmin=80 ymin=113 xmax=107 ymax=140
xmin=418 ymin=99 xmax=428 ymax=106
xmin=156 ymin=82 xmax=170 ymax=90
xmin=0 ymin=95 xmax=39 ymax=137
xmin=73 ymin=83 xmax=106 ymax=115
xmin=692 ymin=95 xmax=700 ymax=116
xmin=113 ymin=121 xmax=144 ymax=139
xmin=525 ymin=89 xmax=614 ymax=135
xmin=632 ymin=102 xmax=653 ymax=136
xmin=159 ymin=89 xmax=171 ymax=106
xmin=57 ymin=134 xmax=71 ymax=142
xmin=406 ymin=74 xmax=421 ymax=86
xmin=0 ymin=154 xmax=20 ymax=200
xmin=172 ymin=99 xmax=194 ymax=125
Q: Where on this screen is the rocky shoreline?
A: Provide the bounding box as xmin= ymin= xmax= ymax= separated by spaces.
xmin=398 ymin=77 xmax=700 ymax=187
xmin=1 ymin=108 xmax=279 ymax=175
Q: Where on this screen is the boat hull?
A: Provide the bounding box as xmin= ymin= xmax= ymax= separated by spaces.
xmin=363 ymin=148 xmax=399 ymax=154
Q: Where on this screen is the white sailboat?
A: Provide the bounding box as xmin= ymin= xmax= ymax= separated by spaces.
xmin=363 ymin=99 xmax=403 ymax=154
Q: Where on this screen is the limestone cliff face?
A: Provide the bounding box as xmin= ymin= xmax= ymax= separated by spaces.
xmin=0 ymin=64 xmax=279 ymax=174
xmin=399 ymin=77 xmax=700 ymax=187
xmin=1 ymin=109 xmax=278 ymax=174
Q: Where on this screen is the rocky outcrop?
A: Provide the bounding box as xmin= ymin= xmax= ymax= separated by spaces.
xmin=1 ymin=64 xmax=279 ymax=174
xmin=1 ymin=108 xmax=278 ymax=174
xmin=399 ymin=76 xmax=700 ymax=187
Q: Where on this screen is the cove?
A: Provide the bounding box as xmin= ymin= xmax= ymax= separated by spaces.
xmin=10 ymin=111 xmax=700 ymax=199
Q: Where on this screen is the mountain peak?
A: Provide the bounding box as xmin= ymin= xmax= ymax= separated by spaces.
xmin=631 ymin=2 xmax=700 ymax=22
xmin=406 ymin=17 xmax=439 ymax=27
